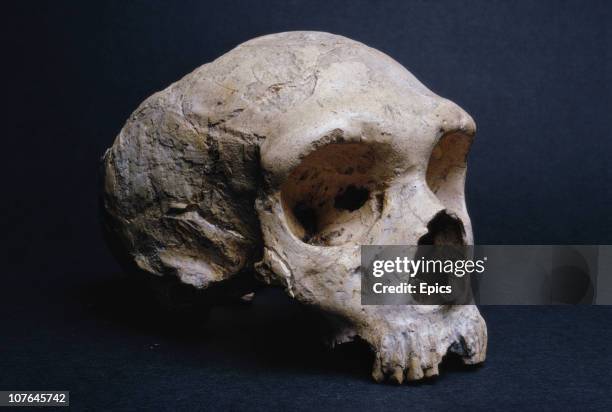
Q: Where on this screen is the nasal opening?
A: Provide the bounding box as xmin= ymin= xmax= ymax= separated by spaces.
xmin=418 ymin=211 xmax=466 ymax=246
xmin=413 ymin=211 xmax=470 ymax=304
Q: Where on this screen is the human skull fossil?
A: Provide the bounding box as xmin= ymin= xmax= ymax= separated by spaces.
xmin=102 ymin=31 xmax=487 ymax=383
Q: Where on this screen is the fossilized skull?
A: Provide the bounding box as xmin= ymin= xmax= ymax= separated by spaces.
xmin=102 ymin=31 xmax=487 ymax=383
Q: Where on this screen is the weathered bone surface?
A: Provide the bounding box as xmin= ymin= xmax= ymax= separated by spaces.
xmin=102 ymin=31 xmax=487 ymax=383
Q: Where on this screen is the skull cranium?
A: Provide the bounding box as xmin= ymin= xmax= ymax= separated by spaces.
xmin=102 ymin=31 xmax=487 ymax=383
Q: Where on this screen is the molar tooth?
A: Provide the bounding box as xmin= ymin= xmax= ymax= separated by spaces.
xmin=424 ymin=363 xmax=439 ymax=378
xmin=371 ymin=358 xmax=385 ymax=383
xmin=390 ymin=366 xmax=404 ymax=384
xmin=407 ymin=356 xmax=424 ymax=381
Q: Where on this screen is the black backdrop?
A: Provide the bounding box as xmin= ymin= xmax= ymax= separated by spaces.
xmin=2 ymin=1 xmax=611 ymax=410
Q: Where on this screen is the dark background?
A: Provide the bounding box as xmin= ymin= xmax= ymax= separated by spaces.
xmin=2 ymin=1 xmax=611 ymax=410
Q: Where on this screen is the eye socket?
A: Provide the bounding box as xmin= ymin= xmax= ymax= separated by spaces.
xmin=426 ymin=131 xmax=473 ymax=212
xmin=281 ymin=143 xmax=387 ymax=246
